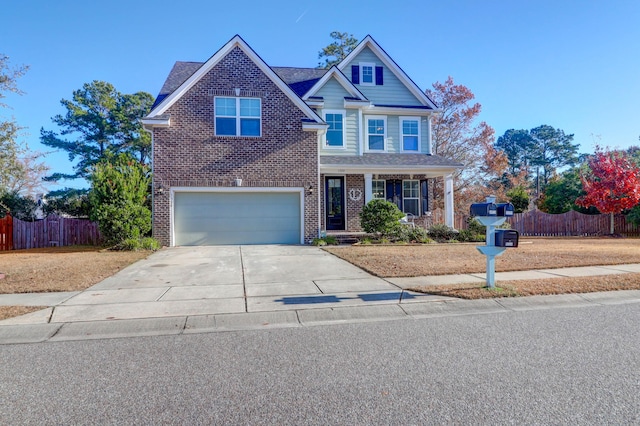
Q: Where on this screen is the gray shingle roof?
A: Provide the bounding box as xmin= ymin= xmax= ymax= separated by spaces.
xmin=320 ymin=153 xmax=463 ymax=168
xmin=152 ymin=61 xmax=203 ymax=109
xmin=272 ymin=67 xmax=327 ymax=97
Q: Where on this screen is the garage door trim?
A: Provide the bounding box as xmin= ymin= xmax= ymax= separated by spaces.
xmin=169 ymin=186 xmax=305 ymax=246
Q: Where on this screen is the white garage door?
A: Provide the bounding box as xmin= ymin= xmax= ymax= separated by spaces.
xmin=173 ymin=191 xmax=302 ymax=245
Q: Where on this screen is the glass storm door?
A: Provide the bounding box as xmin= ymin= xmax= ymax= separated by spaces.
xmin=326 ymin=177 xmax=345 ymax=230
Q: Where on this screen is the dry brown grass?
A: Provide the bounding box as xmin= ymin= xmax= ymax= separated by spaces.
xmin=0 ymin=246 xmax=150 ymax=294
xmin=326 ymin=237 xmax=640 ymax=299
xmin=0 ymin=306 xmax=46 ymax=321
xmin=324 ymin=238 xmax=640 ymax=277
xmin=415 ymin=273 xmax=640 ymax=299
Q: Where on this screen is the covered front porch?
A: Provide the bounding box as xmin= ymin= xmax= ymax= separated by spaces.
xmin=319 ymin=153 xmax=463 ymax=234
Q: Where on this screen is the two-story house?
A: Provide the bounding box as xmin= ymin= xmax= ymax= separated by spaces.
xmin=142 ymin=35 xmax=462 ymax=246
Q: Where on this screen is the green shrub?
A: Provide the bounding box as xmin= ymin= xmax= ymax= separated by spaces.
xmin=456 ymin=229 xmax=485 ymax=242
xmin=114 ymin=236 xmax=160 ymax=251
xmin=359 ymin=199 xmax=404 ymax=237
xmin=312 ymin=235 xmax=339 ymax=246
xmin=427 ymin=223 xmax=457 ymax=242
xmin=88 ymin=153 xmax=151 ymax=246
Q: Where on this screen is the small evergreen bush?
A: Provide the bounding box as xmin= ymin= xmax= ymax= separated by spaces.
xmin=359 ymin=199 xmax=404 ymax=238
xmin=427 ymin=223 xmax=458 ymax=242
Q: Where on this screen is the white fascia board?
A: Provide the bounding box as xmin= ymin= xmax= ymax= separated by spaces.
xmin=140 ymin=117 xmax=170 ymax=129
xmin=306 ymin=100 xmax=325 ymax=107
xmin=344 ymin=99 xmax=371 ymax=108
xmin=147 ymin=35 xmax=323 ymax=125
xmin=337 ymin=35 xmax=440 ymax=111
xmin=365 ymin=105 xmax=434 ymax=116
xmin=319 ymin=164 xmax=461 ymax=176
xmin=303 ymin=122 xmax=328 ymax=134
xmin=303 ymin=66 xmax=368 ymax=101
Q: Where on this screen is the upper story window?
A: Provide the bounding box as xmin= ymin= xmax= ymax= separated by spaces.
xmin=365 ymin=116 xmax=386 ymax=151
xmin=351 ymin=63 xmax=384 ymax=86
xmin=400 ymin=117 xmax=421 ymax=152
xmin=215 ymin=97 xmax=261 ymax=136
xmin=372 ymin=179 xmax=386 ymax=199
xmin=323 ymin=110 xmax=345 ymax=148
xmin=361 ymin=63 xmax=374 ymax=85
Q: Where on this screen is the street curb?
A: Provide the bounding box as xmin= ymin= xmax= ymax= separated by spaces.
xmin=1 ymin=290 xmax=639 ymax=345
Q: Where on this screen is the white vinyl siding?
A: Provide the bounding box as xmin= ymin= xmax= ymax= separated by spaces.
xmin=173 ymin=191 xmax=302 ymax=245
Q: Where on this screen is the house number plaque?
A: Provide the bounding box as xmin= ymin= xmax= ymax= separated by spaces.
xmin=349 ymin=188 xmax=362 ymax=201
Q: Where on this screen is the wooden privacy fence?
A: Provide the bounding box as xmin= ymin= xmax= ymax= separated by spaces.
xmin=427 ymin=208 xmax=640 ymax=237
xmin=0 ymin=215 xmax=13 ymax=251
xmin=4 ymin=214 xmax=102 ymax=250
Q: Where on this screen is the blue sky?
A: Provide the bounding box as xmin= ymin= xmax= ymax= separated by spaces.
xmin=2 ymin=0 xmax=639 ymax=190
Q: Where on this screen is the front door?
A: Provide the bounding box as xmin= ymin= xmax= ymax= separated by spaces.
xmin=325 ymin=176 xmax=345 ymax=230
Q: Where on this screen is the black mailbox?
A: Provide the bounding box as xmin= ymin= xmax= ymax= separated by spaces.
xmin=496 ymin=203 xmax=515 ymax=217
xmin=470 ymin=202 xmax=497 ymax=217
xmin=495 ymin=229 xmax=519 ymax=247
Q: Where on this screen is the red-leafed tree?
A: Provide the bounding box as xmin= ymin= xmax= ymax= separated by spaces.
xmin=576 ymin=147 xmax=640 ymax=234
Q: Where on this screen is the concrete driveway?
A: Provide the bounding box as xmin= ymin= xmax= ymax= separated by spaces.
xmin=44 ymin=245 xmax=435 ymax=323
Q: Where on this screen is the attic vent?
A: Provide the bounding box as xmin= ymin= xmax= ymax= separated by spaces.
xmin=208 ymin=89 xmax=269 ymax=98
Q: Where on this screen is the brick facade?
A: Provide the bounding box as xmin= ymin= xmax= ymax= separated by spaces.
xmin=319 ymin=173 xmax=435 ymax=233
xmin=152 ymin=47 xmax=319 ymax=246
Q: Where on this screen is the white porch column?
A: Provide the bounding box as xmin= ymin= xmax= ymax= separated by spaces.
xmin=364 ymin=173 xmax=373 ymax=203
xmin=444 ymin=174 xmax=455 ymax=228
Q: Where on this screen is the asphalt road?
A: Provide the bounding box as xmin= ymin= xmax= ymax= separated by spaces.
xmin=1 ymin=303 xmax=639 ymax=424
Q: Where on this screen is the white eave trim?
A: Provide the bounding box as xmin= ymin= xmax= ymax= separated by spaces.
xmin=140 ymin=117 xmax=170 ymax=129
xmin=344 ymin=99 xmax=371 ymax=108
xmin=319 ymin=164 xmax=461 ymax=176
xmin=146 ymin=35 xmax=324 ymax=126
xmin=303 ymin=122 xmax=328 ymax=133
xmin=306 ymin=99 xmax=325 ymax=107
xmin=365 ymin=105 xmax=434 ymax=116
xmin=337 ymin=35 xmax=440 ymax=111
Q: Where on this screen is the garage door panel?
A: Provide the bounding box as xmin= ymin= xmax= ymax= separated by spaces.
xmin=174 ymin=191 xmax=301 ymax=245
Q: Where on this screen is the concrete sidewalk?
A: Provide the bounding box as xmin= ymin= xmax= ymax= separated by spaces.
xmin=1 ymin=245 xmax=640 ymax=344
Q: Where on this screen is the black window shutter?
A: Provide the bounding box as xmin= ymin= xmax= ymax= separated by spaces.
xmin=421 ymin=180 xmax=429 ymax=214
xmin=351 ymin=65 xmax=360 ymax=84
xmin=375 ymin=66 xmax=384 ymax=85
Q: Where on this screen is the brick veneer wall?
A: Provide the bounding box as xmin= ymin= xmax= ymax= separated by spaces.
xmin=152 ymin=47 xmax=319 ymax=246
xmin=319 ymin=173 xmax=435 ymax=233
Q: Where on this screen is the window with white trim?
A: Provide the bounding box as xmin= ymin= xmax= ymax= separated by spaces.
xmin=323 ymin=110 xmax=345 ymax=148
xmin=360 ymin=62 xmax=375 ymax=85
xmin=365 ymin=116 xmax=386 ymax=151
xmin=403 ymin=180 xmax=420 ymax=216
xmin=372 ymin=179 xmax=385 ymax=199
xmin=400 ymin=117 xmax=421 ymax=152
xmin=215 ymin=97 xmax=261 ymax=136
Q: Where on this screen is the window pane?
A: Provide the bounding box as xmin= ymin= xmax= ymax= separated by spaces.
xmin=372 ymin=180 xmax=385 ymax=199
xmin=404 ymin=199 xmax=419 ymax=216
xmin=215 ymin=97 xmax=236 ymax=116
xmin=369 ymin=135 xmax=384 ymax=150
xmin=403 ymin=120 xmax=418 ymax=135
xmin=368 ymin=119 xmax=384 ymax=135
xmin=240 ymin=118 xmax=260 ymax=136
xmin=216 ymin=117 xmax=236 ymax=135
xmin=362 ymin=66 xmax=373 ymax=83
xmin=403 ymin=136 xmax=418 ymax=151
xmin=240 ymin=98 xmax=260 ymax=117
xmin=326 ymin=113 xmax=343 ymax=146
xmin=403 ymin=181 xmax=419 ymax=197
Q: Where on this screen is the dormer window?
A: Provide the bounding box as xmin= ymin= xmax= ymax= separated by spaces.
xmin=351 ymin=64 xmax=384 ymax=86
xmin=361 ymin=63 xmax=374 ymax=85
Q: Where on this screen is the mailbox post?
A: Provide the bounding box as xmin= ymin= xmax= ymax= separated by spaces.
xmin=470 ymin=196 xmax=518 ymax=288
